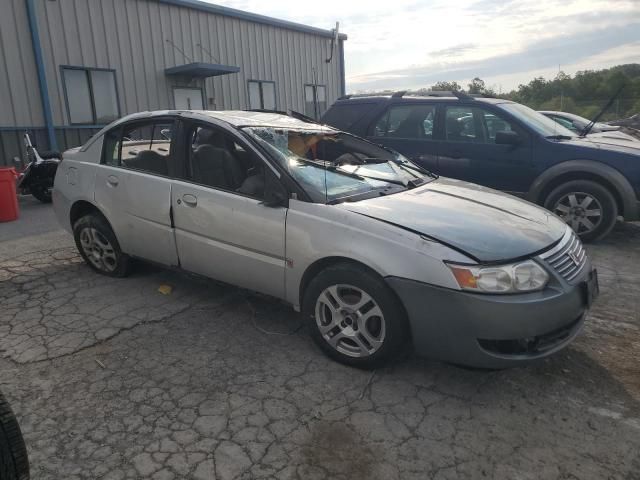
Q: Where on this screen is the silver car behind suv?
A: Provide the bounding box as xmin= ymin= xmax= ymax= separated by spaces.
xmin=53 ymin=110 xmax=599 ymax=369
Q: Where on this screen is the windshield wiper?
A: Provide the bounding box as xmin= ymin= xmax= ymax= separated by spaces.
xmin=331 ymin=166 xmax=410 ymax=187
xmin=397 ymin=161 xmax=437 ymax=179
xmin=546 ymin=134 xmax=573 ymax=140
xmin=293 ymin=157 xmax=368 ymax=181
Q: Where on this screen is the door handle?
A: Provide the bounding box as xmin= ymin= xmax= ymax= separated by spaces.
xmin=106 ymin=175 xmax=119 ymax=187
xmin=182 ymin=194 xmax=197 ymax=207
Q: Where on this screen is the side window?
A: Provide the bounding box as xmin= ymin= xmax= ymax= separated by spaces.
xmin=189 ymin=126 xmax=265 ymax=199
xmin=480 ymin=111 xmax=514 ymax=141
xmin=445 ymin=107 xmax=479 ymax=142
xmin=373 ymin=105 xmax=435 ymax=139
xmin=102 ymin=121 xmax=175 ymax=177
xmin=102 ymin=128 xmax=121 ymax=166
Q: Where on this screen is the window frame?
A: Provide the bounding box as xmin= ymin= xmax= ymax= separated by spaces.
xmin=100 ymin=117 xmax=180 ymax=179
xmin=60 ymin=65 xmax=120 ymax=126
xmin=304 ymin=84 xmax=327 ymax=119
xmin=247 ymin=80 xmax=277 ymax=111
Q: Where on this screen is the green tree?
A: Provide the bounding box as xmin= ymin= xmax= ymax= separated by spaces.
xmin=430 ymin=81 xmax=462 ymax=92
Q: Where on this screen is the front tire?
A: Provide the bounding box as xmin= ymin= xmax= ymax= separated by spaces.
xmin=73 ymin=214 xmax=130 ymax=277
xmin=544 ymin=180 xmax=618 ymax=242
xmin=302 ymin=263 xmax=408 ymax=369
xmin=0 ymin=391 xmax=30 ymax=480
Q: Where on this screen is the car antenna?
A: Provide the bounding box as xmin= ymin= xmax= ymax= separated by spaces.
xmin=580 ymin=84 xmax=625 ymax=137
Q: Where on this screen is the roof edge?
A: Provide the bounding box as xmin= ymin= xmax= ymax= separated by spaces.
xmin=157 ymin=0 xmax=348 ymax=39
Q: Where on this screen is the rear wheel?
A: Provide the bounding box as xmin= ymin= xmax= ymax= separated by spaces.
xmin=73 ymin=214 xmax=130 ymax=277
xmin=544 ymin=180 xmax=617 ymax=242
xmin=0 ymin=391 xmax=30 ymax=480
xmin=303 ymin=263 xmax=408 ymax=369
xmin=30 ymin=186 xmax=52 ymax=203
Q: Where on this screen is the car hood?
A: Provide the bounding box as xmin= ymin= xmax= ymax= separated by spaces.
xmin=588 ymin=131 xmax=639 ymax=143
xmin=560 ymin=135 xmax=640 ymax=154
xmin=339 ymin=178 xmax=567 ymax=263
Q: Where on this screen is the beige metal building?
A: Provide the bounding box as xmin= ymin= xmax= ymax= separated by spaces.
xmin=0 ymin=0 xmax=346 ymax=165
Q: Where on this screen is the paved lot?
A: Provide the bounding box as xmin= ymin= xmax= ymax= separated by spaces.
xmin=1 ymin=199 xmax=639 ymax=480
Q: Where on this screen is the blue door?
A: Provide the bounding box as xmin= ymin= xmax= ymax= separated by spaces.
xmin=438 ymin=104 xmax=534 ymax=194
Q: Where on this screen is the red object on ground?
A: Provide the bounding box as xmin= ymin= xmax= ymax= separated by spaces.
xmin=0 ymin=167 xmax=19 ymax=222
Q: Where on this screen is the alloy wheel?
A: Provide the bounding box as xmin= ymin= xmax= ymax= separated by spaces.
xmin=552 ymin=192 xmax=603 ymax=234
xmin=79 ymin=227 xmax=118 ymax=272
xmin=315 ymin=284 xmax=386 ymax=358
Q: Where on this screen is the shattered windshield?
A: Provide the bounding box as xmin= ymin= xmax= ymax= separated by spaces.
xmin=243 ymin=127 xmax=431 ymax=204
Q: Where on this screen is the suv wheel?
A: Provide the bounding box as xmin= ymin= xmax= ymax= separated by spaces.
xmin=544 ymin=180 xmax=617 ymax=242
xmin=73 ymin=213 xmax=131 ymax=277
xmin=302 ymin=263 xmax=408 ymax=369
xmin=0 ymin=391 xmax=30 ymax=480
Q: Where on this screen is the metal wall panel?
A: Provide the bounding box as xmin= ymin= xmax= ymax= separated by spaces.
xmin=34 ymin=0 xmax=344 ymax=122
xmin=0 ymin=0 xmax=44 ymax=127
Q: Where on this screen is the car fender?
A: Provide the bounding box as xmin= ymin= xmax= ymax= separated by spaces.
xmin=284 ymin=199 xmax=472 ymax=309
xmin=526 ymin=159 xmax=639 ymax=220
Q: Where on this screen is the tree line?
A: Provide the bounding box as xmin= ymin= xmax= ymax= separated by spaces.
xmin=416 ymin=64 xmax=640 ymax=121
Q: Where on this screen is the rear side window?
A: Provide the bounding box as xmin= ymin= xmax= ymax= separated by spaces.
xmin=321 ymin=103 xmax=377 ymax=131
xmin=373 ymin=104 xmax=436 ymax=139
xmin=101 ymin=121 xmax=175 ymax=177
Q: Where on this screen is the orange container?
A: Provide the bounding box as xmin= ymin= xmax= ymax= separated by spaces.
xmin=0 ymin=167 xmax=19 ymax=222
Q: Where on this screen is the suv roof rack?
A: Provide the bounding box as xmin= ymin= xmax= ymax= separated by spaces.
xmin=338 ymin=90 xmax=477 ymax=100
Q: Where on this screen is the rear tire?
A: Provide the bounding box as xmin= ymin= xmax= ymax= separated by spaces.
xmin=0 ymin=391 xmax=30 ymax=480
xmin=30 ymin=186 xmax=52 ymax=204
xmin=73 ymin=213 xmax=131 ymax=277
xmin=302 ymin=263 xmax=408 ymax=369
xmin=544 ymin=180 xmax=617 ymax=242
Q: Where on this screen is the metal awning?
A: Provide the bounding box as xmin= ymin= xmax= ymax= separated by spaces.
xmin=164 ymin=62 xmax=240 ymax=78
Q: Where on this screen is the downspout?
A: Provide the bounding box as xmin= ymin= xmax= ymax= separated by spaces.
xmin=26 ymin=0 xmax=57 ymax=150
xmin=339 ymin=39 xmax=346 ymax=97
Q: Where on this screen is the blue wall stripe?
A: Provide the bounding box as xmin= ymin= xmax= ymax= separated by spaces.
xmin=26 ymin=0 xmax=57 ymax=151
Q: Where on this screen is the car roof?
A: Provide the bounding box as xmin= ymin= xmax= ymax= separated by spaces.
xmin=112 ymin=110 xmax=336 ymax=132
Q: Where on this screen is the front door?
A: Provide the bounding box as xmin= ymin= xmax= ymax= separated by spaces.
xmin=174 ymin=88 xmax=204 ymax=110
xmin=367 ymin=103 xmax=440 ymax=172
xmin=171 ymin=122 xmax=287 ymax=299
xmin=438 ymin=105 xmax=534 ymax=193
xmin=94 ymin=119 xmax=180 ymax=266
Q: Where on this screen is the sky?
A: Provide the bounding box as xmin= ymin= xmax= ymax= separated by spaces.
xmin=212 ymin=0 xmax=640 ymax=93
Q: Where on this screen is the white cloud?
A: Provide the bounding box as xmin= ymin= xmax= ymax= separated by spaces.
xmin=208 ymin=0 xmax=640 ymax=91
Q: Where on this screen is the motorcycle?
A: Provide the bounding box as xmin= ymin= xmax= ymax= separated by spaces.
xmin=14 ymin=133 xmax=60 ymax=203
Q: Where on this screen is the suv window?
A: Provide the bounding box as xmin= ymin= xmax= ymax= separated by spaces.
xmin=374 ymin=104 xmax=435 ymax=139
xmin=188 ymin=126 xmax=265 ymax=199
xmin=102 ymin=121 xmax=176 ymax=176
xmin=322 ymin=102 xmax=377 ymax=131
xmin=445 ymin=106 xmax=516 ymax=144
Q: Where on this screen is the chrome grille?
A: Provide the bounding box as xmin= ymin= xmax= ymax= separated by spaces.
xmin=539 ymin=229 xmax=587 ymax=283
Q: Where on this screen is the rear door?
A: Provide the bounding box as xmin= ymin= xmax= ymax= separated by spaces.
xmin=366 ymin=103 xmax=440 ymax=172
xmin=94 ymin=118 xmax=180 ymax=266
xmin=438 ymin=104 xmax=534 ymax=193
xmin=170 ymin=121 xmax=288 ymax=299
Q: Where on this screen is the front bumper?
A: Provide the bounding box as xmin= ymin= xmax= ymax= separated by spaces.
xmin=386 ymin=260 xmax=594 ymax=368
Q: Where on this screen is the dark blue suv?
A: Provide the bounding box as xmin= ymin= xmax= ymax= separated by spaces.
xmin=322 ymin=92 xmax=640 ymax=241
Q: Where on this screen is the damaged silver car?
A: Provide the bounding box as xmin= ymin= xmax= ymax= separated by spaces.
xmin=53 ymin=110 xmax=599 ymax=369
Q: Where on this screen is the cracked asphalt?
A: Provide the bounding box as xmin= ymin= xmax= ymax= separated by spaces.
xmin=1 ymin=200 xmax=639 ymax=479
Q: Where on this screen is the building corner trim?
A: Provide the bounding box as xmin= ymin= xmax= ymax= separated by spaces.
xmin=339 ymin=40 xmax=346 ymax=97
xmin=26 ymin=0 xmax=57 ymax=150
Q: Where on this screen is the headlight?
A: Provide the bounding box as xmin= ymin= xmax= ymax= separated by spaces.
xmin=447 ymin=260 xmax=549 ymax=293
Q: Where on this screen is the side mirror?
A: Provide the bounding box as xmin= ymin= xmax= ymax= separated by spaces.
xmin=495 ymin=131 xmax=521 ymax=145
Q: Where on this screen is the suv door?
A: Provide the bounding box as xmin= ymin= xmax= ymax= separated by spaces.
xmin=171 ymin=121 xmax=288 ymax=299
xmin=367 ymin=103 xmax=439 ymax=171
xmin=95 ymin=119 xmax=180 ymax=266
xmin=438 ymin=104 xmax=534 ymax=193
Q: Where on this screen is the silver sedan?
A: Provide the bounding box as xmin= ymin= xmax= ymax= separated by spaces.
xmin=53 ymin=110 xmax=599 ymax=369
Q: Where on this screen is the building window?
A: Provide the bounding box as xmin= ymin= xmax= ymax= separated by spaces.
xmin=61 ymin=67 xmax=119 ymax=125
xmin=304 ymin=84 xmax=327 ymax=120
xmin=248 ymin=80 xmax=276 ymax=110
